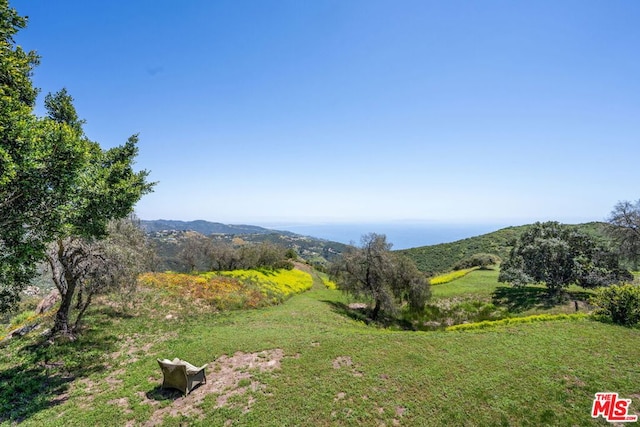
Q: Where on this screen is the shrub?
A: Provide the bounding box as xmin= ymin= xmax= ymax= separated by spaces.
xmin=453 ymin=253 xmax=501 ymax=270
xmin=590 ymin=284 xmax=640 ymax=326
xmin=446 ymin=313 xmax=588 ymax=332
xmin=220 ymin=268 xmax=313 ymax=300
xmin=317 ymin=272 xmax=337 ymax=290
xmin=430 ymin=268 xmax=477 ymax=285
xmin=9 ymin=310 xmax=37 ymax=328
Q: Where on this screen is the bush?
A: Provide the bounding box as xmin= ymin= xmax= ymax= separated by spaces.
xmin=446 ymin=313 xmax=588 ymax=332
xmin=430 ymin=268 xmax=477 ymax=285
xmin=453 ymin=253 xmax=501 ymax=270
xmin=590 ymin=284 xmax=640 ymax=326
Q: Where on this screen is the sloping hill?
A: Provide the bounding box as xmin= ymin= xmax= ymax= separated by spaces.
xmin=400 ymin=222 xmax=608 ymax=274
xmin=140 ymin=219 xmax=298 ymax=236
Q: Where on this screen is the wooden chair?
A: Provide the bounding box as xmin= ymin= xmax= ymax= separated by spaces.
xmin=157 ymin=358 xmax=207 ymax=395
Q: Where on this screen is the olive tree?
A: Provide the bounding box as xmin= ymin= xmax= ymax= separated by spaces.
xmin=178 ymin=231 xmax=215 ymax=272
xmin=499 ymin=222 xmax=631 ymax=293
xmin=46 ymin=216 xmax=153 ymax=333
xmin=606 ymin=200 xmax=640 ymax=270
xmin=331 ymin=233 xmax=430 ymax=320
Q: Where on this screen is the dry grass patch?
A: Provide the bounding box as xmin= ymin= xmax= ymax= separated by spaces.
xmin=140 ymin=349 xmax=285 ymax=426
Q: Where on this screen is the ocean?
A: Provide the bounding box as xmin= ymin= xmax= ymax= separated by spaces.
xmin=270 ymin=222 xmax=513 ymax=250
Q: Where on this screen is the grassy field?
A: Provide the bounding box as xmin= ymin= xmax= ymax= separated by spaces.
xmin=1 ymin=268 xmax=639 ymax=426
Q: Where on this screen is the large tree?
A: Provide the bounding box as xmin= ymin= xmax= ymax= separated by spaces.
xmin=42 ymin=89 xmax=153 ymax=335
xmin=331 ymin=233 xmax=430 ymax=320
xmin=1 ymin=2 xmax=89 ymax=311
xmin=0 ymin=2 xmax=154 ymax=329
xmin=605 ymin=200 xmax=640 ymax=270
xmin=498 ymin=221 xmax=631 ymax=293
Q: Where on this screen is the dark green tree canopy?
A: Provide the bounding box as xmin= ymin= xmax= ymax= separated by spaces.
xmin=498 ymin=221 xmax=631 ymax=292
xmin=0 ymin=1 xmax=154 ymax=314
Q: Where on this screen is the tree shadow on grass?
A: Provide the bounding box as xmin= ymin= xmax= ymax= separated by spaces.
xmin=0 ymin=325 xmax=118 ymax=424
xmin=93 ymin=305 xmax=136 ymax=320
xmin=145 ymin=385 xmax=185 ymax=402
xmin=492 ymin=286 xmax=593 ymax=313
xmin=322 ymin=300 xmax=415 ymax=330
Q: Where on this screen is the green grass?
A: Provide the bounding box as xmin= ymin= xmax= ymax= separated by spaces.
xmin=2 ymin=275 xmax=639 ymax=426
xmin=431 ymin=268 xmax=502 ymax=299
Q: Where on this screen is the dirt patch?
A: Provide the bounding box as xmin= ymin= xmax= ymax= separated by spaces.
xmin=332 ymin=356 xmax=365 ymax=379
xmin=142 ymin=348 xmax=285 ymax=426
xmin=332 ymin=356 xmax=353 ymax=369
xmin=107 ymin=397 xmax=132 ymax=414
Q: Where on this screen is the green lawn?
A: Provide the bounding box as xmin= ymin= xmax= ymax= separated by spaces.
xmin=431 ymin=268 xmax=502 ymax=299
xmin=1 ymin=278 xmax=639 ymax=426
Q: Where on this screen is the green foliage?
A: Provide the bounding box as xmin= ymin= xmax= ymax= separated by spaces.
xmin=2 ymin=273 xmax=640 ymax=425
xmin=331 ymin=233 xmax=430 ymax=319
xmin=453 ymin=253 xmax=501 ymax=270
xmin=400 ymin=222 xmax=608 ymax=275
xmin=430 ymin=267 xmax=478 ymax=285
xmin=0 ymin=2 xmax=154 ymax=318
xmin=590 ymin=284 xmax=640 ymax=326
xmin=139 ymin=268 xmax=313 ymax=310
xmin=605 ymin=199 xmax=640 ymax=270
xmin=418 ymin=297 xmax=509 ymax=329
xmin=317 ymin=271 xmax=337 ymax=290
xmin=399 ymin=225 xmax=528 ymax=274
xmin=219 ymin=268 xmax=313 ymax=301
xmin=8 ymin=310 xmax=36 ymax=328
xmin=499 ymin=221 xmax=630 ymax=293
xmin=446 ymin=313 xmax=588 ymax=331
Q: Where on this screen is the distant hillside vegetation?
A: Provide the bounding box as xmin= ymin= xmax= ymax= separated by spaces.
xmin=142 ymin=220 xmax=350 ymax=271
xmin=140 ymin=219 xmax=297 ymax=236
xmin=400 ymin=222 xmax=608 ymax=274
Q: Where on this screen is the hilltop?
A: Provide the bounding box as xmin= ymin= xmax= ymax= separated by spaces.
xmin=400 ymin=221 xmax=609 ymax=274
xmin=140 ymin=219 xmax=298 ymax=236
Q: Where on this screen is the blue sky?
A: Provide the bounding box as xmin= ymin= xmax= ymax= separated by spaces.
xmin=13 ymin=0 xmax=640 ymax=227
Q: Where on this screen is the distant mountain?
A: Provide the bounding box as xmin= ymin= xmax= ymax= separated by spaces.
xmin=140 ymin=219 xmax=297 ymax=236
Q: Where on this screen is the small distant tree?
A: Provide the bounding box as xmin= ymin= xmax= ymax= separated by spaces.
xmin=178 ymin=232 xmax=215 ymax=272
xmin=606 ymin=200 xmax=640 ymax=270
xmin=499 ymin=221 xmax=631 ymax=293
xmin=331 ymin=233 xmax=430 ymax=320
xmin=209 ymin=242 xmax=243 ymax=271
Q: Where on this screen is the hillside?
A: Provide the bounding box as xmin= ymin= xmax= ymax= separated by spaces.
xmin=400 ymin=221 xmax=609 ymax=274
xmin=140 ymin=219 xmax=298 ymax=236
xmin=3 ymin=270 xmax=639 ymax=425
xmin=146 ymin=222 xmax=350 ymax=271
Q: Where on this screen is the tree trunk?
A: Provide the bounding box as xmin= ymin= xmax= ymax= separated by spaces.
xmin=73 ymin=292 xmax=93 ymax=332
xmin=371 ymin=299 xmax=381 ymax=320
xmin=53 ymin=282 xmax=75 ymax=336
xmin=49 ymin=239 xmax=78 ymax=336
